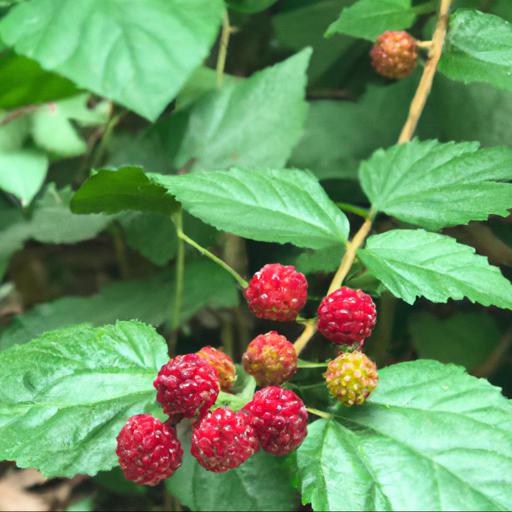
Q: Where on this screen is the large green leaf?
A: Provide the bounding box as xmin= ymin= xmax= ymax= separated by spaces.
xmin=71 ymin=167 xmax=179 ymax=216
xmin=359 ymin=139 xmax=512 ymax=230
xmin=439 ymin=9 xmax=512 ymax=93
xmin=326 ymin=0 xmax=417 ymax=40
xmin=166 ymin=428 xmax=297 ymax=511
xmin=174 ymin=50 xmax=311 ymax=171
xmin=297 ymin=360 xmax=512 ymax=511
xmin=409 ymin=311 xmax=500 ymax=370
xmin=0 ymin=321 xmax=168 ymax=477
xmin=358 ymin=229 xmax=512 ymax=308
xmin=157 ymin=168 xmax=349 ymax=249
xmin=0 ymin=0 xmax=224 ymax=120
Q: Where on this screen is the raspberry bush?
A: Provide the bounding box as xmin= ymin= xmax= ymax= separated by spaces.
xmin=0 ymin=0 xmax=511 ymax=511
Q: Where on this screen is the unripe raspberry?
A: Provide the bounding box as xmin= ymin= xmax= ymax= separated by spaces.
xmin=244 ymin=263 xmax=308 ymax=321
xmin=324 ymin=351 xmax=378 ymax=406
xmin=243 ymin=386 xmax=307 ymax=456
xmin=116 ymin=414 xmax=183 ymax=486
xmin=154 ymin=354 xmax=219 ymax=421
xmin=242 ymin=331 xmax=297 ymax=386
xmin=317 ymin=286 xmax=377 ymax=346
xmin=370 ymin=31 xmax=417 ymax=79
xmin=191 ymin=407 xmax=259 ymax=472
xmin=196 ymin=346 xmax=237 ymax=392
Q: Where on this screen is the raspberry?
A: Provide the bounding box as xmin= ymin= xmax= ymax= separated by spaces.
xmin=191 ymin=407 xmax=259 ymax=472
xmin=154 ymin=354 xmax=219 ymax=421
xmin=116 ymin=414 xmax=183 ymax=486
xmin=324 ymin=351 xmax=378 ymax=406
xmin=196 ymin=346 xmax=237 ymax=392
xmin=244 ymin=263 xmax=308 ymax=321
xmin=317 ymin=286 xmax=377 ymax=346
xmin=370 ymin=31 xmax=417 ymax=79
xmin=243 ymin=386 xmax=307 ymax=456
xmin=242 ymin=331 xmax=297 ymax=386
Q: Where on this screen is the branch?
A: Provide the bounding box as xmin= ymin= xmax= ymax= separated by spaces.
xmin=398 ymin=0 xmax=453 ymax=143
xmin=216 ymin=11 xmax=232 ymax=88
xmin=0 ymin=104 xmax=44 ymax=126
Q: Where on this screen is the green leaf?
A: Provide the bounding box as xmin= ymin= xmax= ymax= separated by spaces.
xmin=71 ymin=167 xmax=179 ymax=216
xmin=0 ymin=260 xmax=239 ymax=349
xmin=297 ymin=360 xmax=512 ymax=511
xmin=0 ymin=113 xmax=30 ymax=151
xmin=226 ymin=0 xmax=277 ymax=13
xmin=326 ymin=0 xmax=416 ymax=41
xmin=359 ymin=139 xmax=512 ymax=230
xmin=409 ymin=311 xmax=500 ymax=370
xmin=0 ymin=150 xmax=48 ymax=205
xmin=294 ymin=246 xmax=343 ymax=274
xmin=175 ymin=50 xmax=311 ymax=171
xmin=0 ymin=52 xmax=77 ymax=110
xmin=157 ymin=168 xmax=349 ymax=249
xmin=0 ymin=321 xmax=168 ymax=477
xmin=166 ymin=428 xmax=297 ymax=511
xmin=439 ymin=9 xmax=512 ymax=93
xmin=0 ymin=0 xmax=224 ymax=120
xmin=358 ymin=229 xmax=512 ymax=308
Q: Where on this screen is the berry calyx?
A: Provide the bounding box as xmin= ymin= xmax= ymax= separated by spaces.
xmin=191 ymin=407 xmax=259 ymax=472
xmin=370 ymin=31 xmax=417 ymax=79
xmin=196 ymin=346 xmax=237 ymax=392
xmin=243 ymin=386 xmax=307 ymax=456
xmin=154 ymin=354 xmax=219 ymax=421
xmin=244 ymin=263 xmax=308 ymax=321
xmin=324 ymin=351 xmax=378 ymax=407
xmin=116 ymin=414 xmax=183 ymax=486
xmin=242 ymin=331 xmax=297 ymax=386
xmin=317 ymin=286 xmax=377 ymax=346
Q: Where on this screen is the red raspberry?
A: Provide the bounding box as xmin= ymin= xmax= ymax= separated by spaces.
xmin=191 ymin=407 xmax=259 ymax=472
xmin=242 ymin=331 xmax=297 ymax=386
xmin=243 ymin=386 xmax=307 ymax=456
xmin=154 ymin=354 xmax=219 ymax=421
xmin=116 ymin=414 xmax=183 ymax=486
xmin=196 ymin=346 xmax=237 ymax=392
xmin=324 ymin=351 xmax=378 ymax=406
xmin=370 ymin=31 xmax=417 ymax=79
xmin=317 ymin=287 xmax=376 ymax=346
xmin=244 ymin=263 xmax=308 ymax=321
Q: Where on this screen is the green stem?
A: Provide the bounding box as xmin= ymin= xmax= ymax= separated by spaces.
xmin=297 ymin=360 xmax=328 ymax=369
xmin=170 ymin=211 xmax=185 ymax=340
xmin=216 ymin=11 xmax=231 ymax=88
xmin=336 ymin=202 xmax=369 ymax=218
xmin=306 ymin=407 xmax=333 ymax=420
xmin=411 ymin=0 xmax=437 ymax=14
xmin=90 ymin=111 xmax=122 ymax=169
xmin=177 ymin=229 xmax=248 ymax=289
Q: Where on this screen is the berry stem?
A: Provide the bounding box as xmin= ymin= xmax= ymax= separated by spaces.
xmin=306 ymin=407 xmax=333 ymax=420
xmin=170 ymin=211 xmax=185 ymax=346
xmin=416 ymin=40 xmax=433 ymax=49
xmin=216 ymin=11 xmax=232 ymax=88
xmin=176 ymin=227 xmax=249 ymax=289
xmin=294 ymin=319 xmax=317 ymax=355
xmin=398 ymin=0 xmax=453 ymax=143
xmin=336 ymin=202 xmax=369 ymax=218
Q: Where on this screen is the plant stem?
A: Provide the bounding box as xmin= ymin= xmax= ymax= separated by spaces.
xmin=170 ymin=211 xmax=185 ymax=349
xmin=176 ymin=229 xmax=248 ymax=289
xmin=398 ymin=0 xmax=453 ymax=143
xmin=306 ymin=407 xmax=333 ymax=420
xmin=216 ymin=11 xmax=231 ymax=88
xmin=294 ymin=320 xmax=318 ymax=355
xmin=336 ymin=202 xmax=369 ymax=218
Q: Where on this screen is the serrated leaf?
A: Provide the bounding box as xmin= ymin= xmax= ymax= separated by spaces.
xmin=439 ymin=9 xmax=512 ymax=93
xmin=360 ymin=139 xmax=512 ymax=230
xmin=175 ymin=50 xmax=311 ymax=171
xmin=166 ymin=427 xmax=296 ymax=511
xmin=409 ymin=311 xmax=500 ymax=370
xmin=0 ymin=0 xmax=224 ymax=120
xmin=358 ymin=229 xmax=512 ymax=308
xmin=0 ymin=321 xmax=168 ymax=477
xmin=156 ymin=168 xmax=349 ymax=249
xmin=297 ymin=360 xmax=512 ymax=511
xmin=71 ymin=167 xmax=179 ymax=216
xmin=326 ymin=0 xmax=416 ymax=40
xmin=0 ymin=150 xmax=48 ymax=205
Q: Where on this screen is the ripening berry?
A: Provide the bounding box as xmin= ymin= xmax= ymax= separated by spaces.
xmin=153 ymin=354 xmax=219 ymax=421
xmin=242 ymin=331 xmax=297 ymax=386
xmin=191 ymin=407 xmax=259 ymax=472
xmin=243 ymin=386 xmax=308 ymax=456
xmin=324 ymin=351 xmax=378 ymax=406
xmin=370 ymin=30 xmax=417 ymax=79
xmin=317 ymin=286 xmax=377 ymax=346
xmin=196 ymin=346 xmax=237 ymax=392
xmin=244 ymin=263 xmax=308 ymax=321
xmin=116 ymin=414 xmax=183 ymax=486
